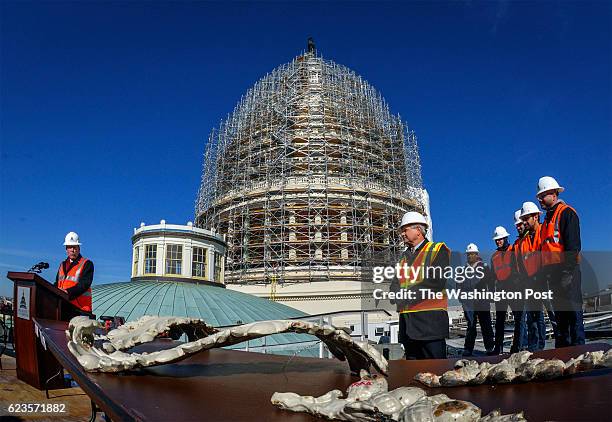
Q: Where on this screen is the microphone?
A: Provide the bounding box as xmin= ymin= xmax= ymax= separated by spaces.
xmin=28 ymin=262 xmax=50 ymax=273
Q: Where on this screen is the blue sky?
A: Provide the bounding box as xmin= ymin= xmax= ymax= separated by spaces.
xmin=1 ymin=1 xmax=610 ymax=297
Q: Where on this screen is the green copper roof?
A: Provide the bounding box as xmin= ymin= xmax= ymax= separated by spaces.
xmin=92 ymin=280 xmax=316 ymax=352
xmin=93 ymin=281 xmax=307 ymax=325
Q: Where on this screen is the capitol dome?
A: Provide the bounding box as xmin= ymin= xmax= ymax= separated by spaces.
xmin=196 ymin=45 xmax=430 ymax=286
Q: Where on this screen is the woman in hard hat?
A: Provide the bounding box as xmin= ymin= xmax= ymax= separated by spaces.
xmin=536 ymin=176 xmax=584 ymax=347
xmin=54 ymin=232 xmax=94 ymax=312
xmin=389 ymin=211 xmax=451 ymax=360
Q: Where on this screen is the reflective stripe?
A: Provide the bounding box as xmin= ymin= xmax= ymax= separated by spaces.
xmin=398 ymin=242 xmax=448 ymax=313
xmin=73 ymin=258 xmax=87 ymax=278
xmin=541 ymin=203 xmax=577 ymax=266
xmin=399 ymin=242 xmax=433 ymax=288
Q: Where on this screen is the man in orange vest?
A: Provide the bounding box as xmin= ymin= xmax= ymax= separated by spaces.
xmin=491 ymin=225 xmax=525 ymax=354
xmin=508 ymin=210 xmax=530 ymax=351
xmin=517 ymin=202 xmax=547 ymax=351
xmin=536 ymin=176 xmax=584 ymax=347
xmin=390 ymin=211 xmax=450 ymax=360
xmin=54 ymin=231 xmax=94 ymax=312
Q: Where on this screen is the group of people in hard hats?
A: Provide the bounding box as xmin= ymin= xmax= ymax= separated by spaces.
xmin=482 ymin=175 xmax=583 ymax=355
xmin=391 ymin=175 xmax=583 ymax=360
xmin=462 ymin=176 xmax=584 ymax=356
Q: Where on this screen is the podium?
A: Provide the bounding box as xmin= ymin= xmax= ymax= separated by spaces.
xmin=7 ymin=271 xmax=93 ymax=390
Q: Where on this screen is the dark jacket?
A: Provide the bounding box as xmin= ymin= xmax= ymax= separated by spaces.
xmin=459 ymin=259 xmax=493 ymax=311
xmin=390 ymin=240 xmax=450 ymax=341
xmin=54 ymin=255 xmax=94 ymax=301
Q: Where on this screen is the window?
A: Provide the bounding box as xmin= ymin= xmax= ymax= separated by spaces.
xmin=165 ymin=244 xmax=182 ymax=275
xmin=133 ymin=247 xmax=139 ymax=276
xmin=214 ymin=252 xmax=223 ymax=282
xmin=192 ymin=247 xmax=207 ymax=278
xmin=144 ymin=245 xmax=157 ymax=274
xmin=375 ymin=327 xmax=384 ymax=336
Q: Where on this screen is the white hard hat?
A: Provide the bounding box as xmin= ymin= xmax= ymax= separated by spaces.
xmin=63 ymin=231 xmax=81 ymax=246
xmin=520 ymin=201 xmax=541 ymax=218
xmin=537 ymin=176 xmax=564 ymax=196
xmin=493 ymin=226 xmax=510 ymax=240
xmin=399 ymin=211 xmax=429 ymax=229
xmin=465 ymin=243 xmax=479 ymax=253
xmin=514 ymin=210 xmax=523 ymax=226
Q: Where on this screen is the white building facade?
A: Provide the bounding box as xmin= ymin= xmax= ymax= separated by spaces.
xmin=131 ymin=220 xmax=227 ymax=285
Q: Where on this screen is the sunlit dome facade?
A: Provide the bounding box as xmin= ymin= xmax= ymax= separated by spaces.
xmin=196 ymin=46 xmax=430 ymax=286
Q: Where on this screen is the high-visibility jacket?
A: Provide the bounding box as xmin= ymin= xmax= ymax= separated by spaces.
xmin=398 ymin=241 xmax=447 ymax=313
xmin=540 ymin=202 xmax=579 ymax=267
xmin=57 ymin=257 xmax=92 ymax=312
xmin=512 ymin=238 xmax=522 ymax=273
xmin=492 ymin=244 xmax=514 ymax=282
xmin=516 ymin=228 xmax=541 ymax=278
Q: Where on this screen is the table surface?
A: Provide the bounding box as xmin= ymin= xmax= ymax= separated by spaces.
xmin=34 ymin=318 xmax=611 ymax=422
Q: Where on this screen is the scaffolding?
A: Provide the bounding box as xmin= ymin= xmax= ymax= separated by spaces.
xmin=195 ymin=50 xmax=426 ymax=285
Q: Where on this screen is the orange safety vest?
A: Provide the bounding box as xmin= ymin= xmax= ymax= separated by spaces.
xmin=398 ymin=241 xmax=448 ymax=313
xmin=516 ymin=228 xmax=541 ymax=277
xmin=492 ymin=244 xmax=513 ymax=282
xmin=57 ymin=257 xmax=92 ymax=312
xmin=512 ymin=238 xmax=522 ymax=273
xmin=540 ymin=202 xmax=579 ymax=267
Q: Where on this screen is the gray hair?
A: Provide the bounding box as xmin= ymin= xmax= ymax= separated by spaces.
xmin=416 ymin=224 xmax=428 ymax=237
xmin=404 ymin=224 xmax=428 ymax=237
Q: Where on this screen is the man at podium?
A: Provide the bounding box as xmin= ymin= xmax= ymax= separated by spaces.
xmin=54 ymin=231 xmax=94 ymax=312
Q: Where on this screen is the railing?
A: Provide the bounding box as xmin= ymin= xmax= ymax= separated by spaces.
xmin=458 ymin=310 xmax=612 ymax=349
xmin=217 ymin=177 xmax=417 ymax=203
xmin=0 ymin=313 xmax=14 ymax=368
